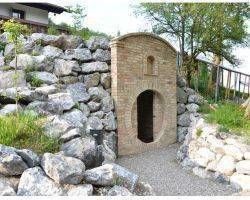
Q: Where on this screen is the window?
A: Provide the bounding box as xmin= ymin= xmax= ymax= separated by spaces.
xmin=12 ymin=9 xmax=25 ymax=19
xmin=146 ymin=56 xmax=155 ymax=75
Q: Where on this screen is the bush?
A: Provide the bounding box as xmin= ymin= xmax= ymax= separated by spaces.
xmin=206 ymin=102 xmax=250 ymax=136
xmin=47 ymin=25 xmax=60 ymax=36
xmin=29 ymin=76 xmax=43 ymax=87
xmin=0 ymin=111 xmax=60 ymax=154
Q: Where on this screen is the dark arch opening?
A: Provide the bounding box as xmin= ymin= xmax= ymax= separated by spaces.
xmin=137 ymin=90 xmax=154 ymax=143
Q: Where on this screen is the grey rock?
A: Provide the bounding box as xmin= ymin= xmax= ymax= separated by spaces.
xmin=90 ymin=111 xmax=104 ymax=119
xmin=27 ymin=71 xmax=58 ymax=85
xmin=186 ymin=103 xmax=200 ymax=113
xmin=0 ymin=145 xmax=28 ymax=176
xmin=26 ymin=101 xmax=49 ymax=116
xmin=59 ymin=128 xmax=82 ymax=143
xmin=81 ymin=62 xmax=109 ymax=74
xmin=60 ymin=76 xmax=79 ymax=84
xmin=134 ymin=181 xmax=155 ymax=196
xmin=100 ymin=73 xmax=111 ymax=89
xmin=88 ymin=86 xmax=109 ymax=102
xmin=177 ymin=112 xmax=192 ymax=127
xmin=47 ymin=93 xmax=75 ymax=114
xmin=0 ymin=181 xmax=16 ymax=196
xmin=188 ymin=94 xmax=204 ymax=105
xmin=236 ymin=160 xmax=250 ymax=175
xmin=61 ymin=109 xmax=87 ymax=128
xmin=4 ymin=43 xmax=14 ymax=58
xmin=107 ymin=185 xmax=132 ymax=196
xmin=35 ymin=85 xmax=57 ymax=95
xmin=216 ymin=155 xmax=236 ymax=176
xmin=177 ymin=87 xmax=188 ymax=104
xmin=192 ymin=167 xmax=212 ymax=179
xmin=86 ymin=36 xmax=110 ymax=51
xmin=79 ymin=103 xmax=90 ymax=117
xmin=0 ymin=32 xmax=9 ymax=44
xmin=0 ymin=70 xmax=26 ymax=89
xmin=86 ymin=116 xmax=103 ymax=131
xmin=0 ymin=56 xmax=4 ymax=67
xmin=84 ymin=72 xmax=100 ymax=88
xmin=87 ymin=101 xmax=101 ymax=112
xmin=41 ymin=45 xmax=63 ymax=59
xmin=184 ymin=87 xmax=196 ymax=96
xmin=66 ymin=82 xmax=90 ymax=103
xmin=84 ymin=164 xmax=115 ymax=186
xmin=16 ymin=149 xmax=40 ymax=168
xmin=177 ymin=103 xmax=186 ymax=115
xmin=30 ymin=33 xmax=59 ymax=45
xmin=41 ymin=153 xmax=85 ymax=185
xmin=177 ymin=75 xmax=187 ymax=88
xmin=100 ymin=141 xmax=116 ymax=164
xmin=230 ymin=173 xmax=250 ymax=191
xmin=177 ymin=127 xmax=189 ymax=142
xmin=102 ymin=112 xmax=117 ymax=131
xmin=56 ymin=35 xmax=83 ymax=50
xmin=101 ymin=96 xmax=114 ymax=113
xmin=67 ymin=184 xmax=93 ymax=196
xmin=54 ymin=59 xmax=80 ymax=76
xmin=61 ymin=137 xmax=97 ymax=169
xmin=0 ymin=174 xmax=20 ymax=192
xmin=103 ymin=131 xmax=117 ymax=155
xmin=0 ymin=104 xmax=21 ymax=116
xmin=64 ymin=48 xmax=92 ymax=61
xmin=17 ymin=167 xmax=65 ymax=196
xmin=93 ymin=49 xmax=111 ymax=62
xmin=44 ymin=115 xmax=72 ymax=138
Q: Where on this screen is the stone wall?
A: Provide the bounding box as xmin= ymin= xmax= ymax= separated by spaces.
xmin=110 ymin=33 xmax=177 ymax=155
xmin=0 ymin=32 xmax=117 ymax=164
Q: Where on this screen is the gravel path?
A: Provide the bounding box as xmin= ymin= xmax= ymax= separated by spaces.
xmin=116 ymin=143 xmax=237 ymax=196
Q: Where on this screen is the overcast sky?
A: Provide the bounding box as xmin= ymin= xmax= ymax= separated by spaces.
xmin=46 ymin=0 xmax=249 ymax=74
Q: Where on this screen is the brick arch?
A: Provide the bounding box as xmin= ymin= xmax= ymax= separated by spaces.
xmin=111 ymin=33 xmax=177 ymax=155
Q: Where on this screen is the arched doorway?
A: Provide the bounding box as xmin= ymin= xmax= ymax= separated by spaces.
xmin=137 ymin=90 xmax=154 ymax=143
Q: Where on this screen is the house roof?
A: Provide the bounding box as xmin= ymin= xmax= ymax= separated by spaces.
xmin=19 ymin=3 xmax=67 ymax=14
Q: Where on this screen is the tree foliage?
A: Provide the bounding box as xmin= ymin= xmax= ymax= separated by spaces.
xmin=135 ymin=3 xmax=249 ymax=83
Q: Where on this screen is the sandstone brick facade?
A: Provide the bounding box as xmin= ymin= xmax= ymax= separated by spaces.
xmin=110 ymin=33 xmax=177 ymax=155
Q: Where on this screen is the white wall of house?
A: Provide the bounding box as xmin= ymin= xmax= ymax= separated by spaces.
xmin=0 ymin=3 xmax=49 ymax=24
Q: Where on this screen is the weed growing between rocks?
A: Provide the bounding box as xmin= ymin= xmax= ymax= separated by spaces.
xmin=206 ymin=102 xmax=250 ymax=137
xmin=0 ymin=111 xmax=60 ymax=154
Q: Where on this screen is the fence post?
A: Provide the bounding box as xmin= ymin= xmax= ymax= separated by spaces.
xmin=215 ymin=65 xmax=220 ymax=102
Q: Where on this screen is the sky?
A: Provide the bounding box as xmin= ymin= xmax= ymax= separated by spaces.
xmin=44 ymin=0 xmax=249 ymax=74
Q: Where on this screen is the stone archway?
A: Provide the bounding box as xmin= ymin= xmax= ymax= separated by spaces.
xmin=110 ymin=32 xmax=177 ymax=155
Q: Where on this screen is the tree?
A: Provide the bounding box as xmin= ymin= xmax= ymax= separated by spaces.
xmin=135 ymin=3 xmax=249 ymax=86
xmin=1 ymin=19 xmax=29 ymax=113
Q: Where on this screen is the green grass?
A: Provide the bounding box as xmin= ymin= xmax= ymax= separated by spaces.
xmin=28 ymin=76 xmax=43 ymax=87
xmin=205 ymin=102 xmax=250 ymax=137
xmin=0 ymin=111 xmax=60 ymax=154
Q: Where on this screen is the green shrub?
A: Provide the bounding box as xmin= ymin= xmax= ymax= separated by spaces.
xmin=196 ymin=128 xmax=203 ymax=137
xmin=0 ymin=112 xmax=60 ymax=154
xmin=24 ymin=65 xmax=38 ymax=73
xmin=206 ymin=102 xmax=250 ymax=136
xmin=29 ymin=76 xmax=43 ymax=87
xmin=1 ymin=65 xmax=13 ymax=71
xmin=0 ymin=41 xmax=5 ymax=52
xmin=47 ymin=25 xmax=60 ymax=36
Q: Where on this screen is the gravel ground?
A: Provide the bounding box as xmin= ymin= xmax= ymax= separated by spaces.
xmin=116 ymin=143 xmax=237 ymax=196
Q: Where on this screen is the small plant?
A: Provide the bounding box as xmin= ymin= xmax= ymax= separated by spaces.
xmin=0 ymin=41 xmax=5 ymax=52
xmin=29 ymin=76 xmax=43 ymax=87
xmin=0 ymin=111 xmax=60 ymax=154
xmin=24 ymin=65 xmax=38 ymax=73
xmin=218 ymin=125 xmax=229 ymax=133
xmin=1 ymin=65 xmax=13 ymax=71
xmin=196 ymin=128 xmax=203 ymax=137
xmin=31 ymin=51 xmax=40 ymax=56
xmin=47 ymin=25 xmax=60 ymax=35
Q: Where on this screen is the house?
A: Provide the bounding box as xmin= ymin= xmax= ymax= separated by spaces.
xmin=0 ymin=3 xmax=67 ymax=33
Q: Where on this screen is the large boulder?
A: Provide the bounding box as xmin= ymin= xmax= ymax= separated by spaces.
xmin=0 ymin=56 xmax=5 ymax=67
xmin=100 ymin=73 xmax=111 ymax=89
xmin=86 ymin=36 xmax=110 ymax=51
xmin=27 ymin=71 xmax=58 ymax=85
xmin=102 ymin=112 xmax=117 ymax=131
xmin=64 ymin=48 xmax=92 ymax=61
xmin=93 ymin=49 xmax=111 ymax=62
xmin=0 ymin=181 xmax=16 ymax=196
xmin=188 ymin=94 xmax=204 ymax=105
xmin=17 ymin=167 xmax=65 ymax=196
xmin=41 ymin=45 xmax=63 ymax=59
xmin=59 ymin=128 xmax=82 ymax=143
xmin=86 ymin=116 xmax=104 ymax=132
xmin=177 ymin=112 xmax=192 ymax=127
xmin=55 ymin=35 xmax=83 ymax=50
xmin=30 ymin=33 xmax=59 ymax=45
xmin=61 ymin=109 xmax=87 ymax=128
xmin=61 ymin=137 xmax=97 ymax=169
xmin=16 ymin=149 xmax=40 ymax=168
xmin=47 ymin=93 xmax=75 ymax=114
xmin=177 ymin=87 xmax=188 ymax=104
xmin=0 ymin=174 xmax=20 ymax=192
xmin=66 ymin=82 xmax=90 ymax=103
xmin=107 ymin=185 xmax=132 ymax=196
xmin=0 ymin=145 xmax=28 ymax=176
xmin=9 ymin=54 xmax=33 ymax=69
xmin=230 ymin=173 xmax=250 ymax=191
xmin=41 ymin=153 xmax=85 ymax=185
xmin=0 ymin=70 xmax=26 ymax=89
xmin=67 ymin=184 xmax=93 ymax=196
xmin=87 ymin=101 xmax=101 ymax=112
xmin=81 ymin=62 xmax=109 ymax=74
xmin=0 ymin=104 xmax=21 ymax=116
xmin=54 ymin=59 xmax=80 ymax=76
xmin=222 ymin=145 xmax=244 ymax=161
xmin=177 ymin=127 xmax=189 ymax=142
xmin=84 ymin=72 xmax=100 ymax=89
xmin=44 ymin=115 xmax=72 ymax=138
xmin=236 ymin=160 xmax=250 ymax=175
xmin=35 ymin=85 xmax=57 ymax=95
xmin=216 ymin=155 xmax=236 ymax=176
xmin=101 ymin=96 xmax=114 ymax=113
xmin=186 ymin=103 xmax=199 ymax=113
xmin=88 ymin=86 xmax=109 ymax=102
xmin=177 ymin=103 xmax=186 ymax=115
